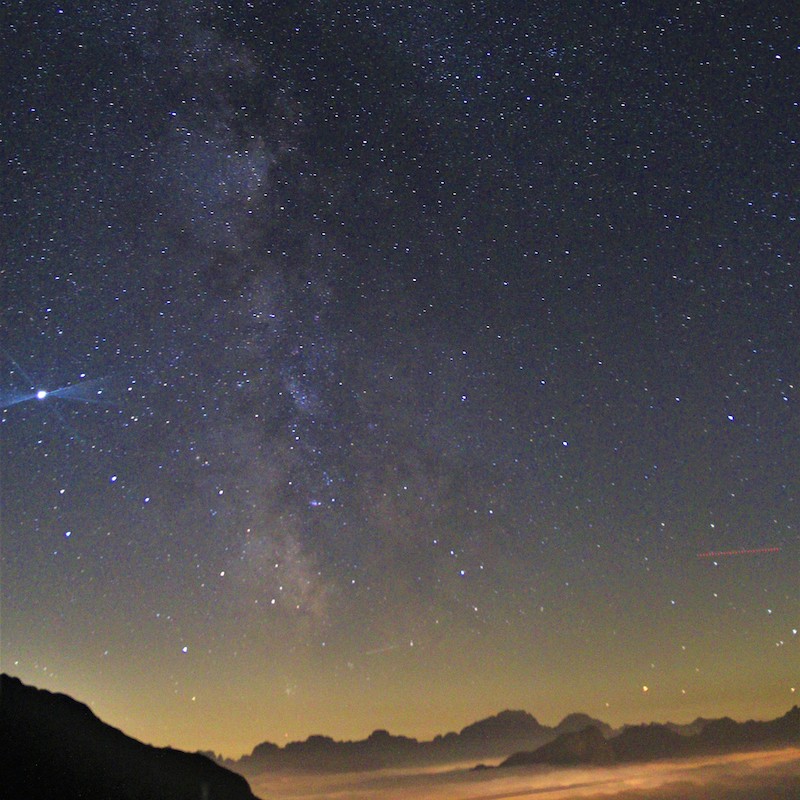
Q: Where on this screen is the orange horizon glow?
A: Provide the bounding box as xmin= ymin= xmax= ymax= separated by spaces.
xmin=248 ymin=747 xmax=800 ymax=800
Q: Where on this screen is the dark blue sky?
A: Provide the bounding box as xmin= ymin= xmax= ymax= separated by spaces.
xmin=2 ymin=0 xmax=797 ymax=756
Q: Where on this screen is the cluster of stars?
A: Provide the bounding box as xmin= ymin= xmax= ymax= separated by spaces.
xmin=1 ymin=0 xmax=797 ymax=757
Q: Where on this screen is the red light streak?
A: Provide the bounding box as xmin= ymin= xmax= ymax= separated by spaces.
xmin=697 ymin=547 xmax=782 ymax=559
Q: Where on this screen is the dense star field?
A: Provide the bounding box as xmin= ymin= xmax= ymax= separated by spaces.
xmin=1 ymin=1 xmax=797 ymax=757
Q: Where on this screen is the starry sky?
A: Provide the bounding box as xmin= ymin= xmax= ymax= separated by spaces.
xmin=1 ymin=1 xmax=798 ymax=759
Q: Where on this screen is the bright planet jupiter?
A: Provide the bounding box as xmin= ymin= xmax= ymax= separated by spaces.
xmin=1 ymin=0 xmax=797 ymax=759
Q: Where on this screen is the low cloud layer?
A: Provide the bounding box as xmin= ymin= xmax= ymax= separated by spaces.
xmin=250 ymin=747 xmax=800 ymax=800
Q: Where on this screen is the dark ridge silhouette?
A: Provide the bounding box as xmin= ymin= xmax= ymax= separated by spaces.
xmin=698 ymin=706 xmax=800 ymax=749
xmin=233 ymin=708 xmax=616 ymax=774
xmin=500 ymin=706 xmax=800 ymax=770
xmin=0 ymin=674 xmax=257 ymax=800
xmin=553 ymin=712 xmax=614 ymax=738
xmin=457 ymin=709 xmax=547 ymax=742
xmin=502 ymin=725 xmax=615 ymax=767
xmin=235 ymin=708 xmax=560 ymax=774
xmin=231 ymin=705 xmax=799 ymax=776
xmin=610 ymin=722 xmax=692 ymax=761
xmin=663 ymin=716 xmax=715 ymax=737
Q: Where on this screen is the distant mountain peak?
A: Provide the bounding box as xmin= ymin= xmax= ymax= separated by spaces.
xmin=237 ymin=707 xmax=553 ymax=774
xmin=459 ymin=709 xmax=545 ymax=739
xmin=555 ymin=712 xmax=614 ymax=737
xmin=502 ymin=725 xmax=615 ymax=768
xmin=500 ymin=706 xmax=800 ymax=770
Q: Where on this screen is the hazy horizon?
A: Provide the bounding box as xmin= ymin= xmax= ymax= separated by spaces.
xmin=161 ymin=699 xmax=800 ymax=762
xmin=7 ymin=672 xmax=797 ymax=766
xmin=249 ymin=748 xmax=800 ymax=800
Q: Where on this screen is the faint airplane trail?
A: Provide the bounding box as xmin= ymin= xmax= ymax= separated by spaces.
xmin=697 ymin=547 xmax=781 ymax=558
xmin=363 ymin=644 xmax=401 ymax=656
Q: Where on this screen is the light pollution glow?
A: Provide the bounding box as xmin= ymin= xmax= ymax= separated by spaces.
xmin=248 ymin=748 xmax=800 ymax=800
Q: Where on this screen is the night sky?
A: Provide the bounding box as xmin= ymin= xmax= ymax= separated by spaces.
xmin=2 ymin=1 xmax=798 ymax=759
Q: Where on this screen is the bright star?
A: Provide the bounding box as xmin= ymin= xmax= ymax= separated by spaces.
xmin=2 ymin=376 xmax=111 ymax=408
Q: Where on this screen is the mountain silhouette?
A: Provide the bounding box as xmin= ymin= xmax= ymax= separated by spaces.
xmin=609 ymin=722 xmax=692 ymax=762
xmin=8 ymin=670 xmax=795 ymax=788
xmin=235 ymin=708 xmax=562 ymax=773
xmin=663 ymin=716 xmax=715 ymax=737
xmin=231 ymin=708 xmax=615 ymax=774
xmin=553 ymin=712 xmax=614 ymax=738
xmin=233 ymin=705 xmax=795 ymax=775
xmin=698 ymin=706 xmax=800 ymax=749
xmin=500 ymin=706 xmax=800 ymax=769
xmin=502 ymin=725 xmax=615 ymax=767
xmin=0 ymin=674 xmax=257 ymax=800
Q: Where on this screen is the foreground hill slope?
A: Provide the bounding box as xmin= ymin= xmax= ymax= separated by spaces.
xmin=0 ymin=674 xmax=257 ymax=800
